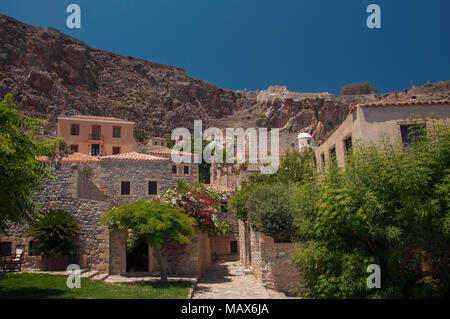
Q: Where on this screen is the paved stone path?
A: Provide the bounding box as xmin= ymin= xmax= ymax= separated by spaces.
xmin=192 ymin=261 xmax=294 ymax=299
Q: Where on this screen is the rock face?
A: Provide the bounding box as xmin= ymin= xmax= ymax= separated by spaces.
xmin=0 ymin=14 xmax=254 ymax=138
xmin=1 ymin=14 xmax=449 ymax=141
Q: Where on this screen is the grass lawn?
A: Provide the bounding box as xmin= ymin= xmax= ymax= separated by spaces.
xmin=0 ymin=273 xmax=191 ymax=299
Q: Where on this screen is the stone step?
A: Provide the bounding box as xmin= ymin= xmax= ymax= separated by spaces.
xmin=91 ymin=273 xmax=109 ymax=281
xmin=79 ymin=268 xmax=89 ymax=275
xmin=80 ymin=270 xmax=99 ymax=279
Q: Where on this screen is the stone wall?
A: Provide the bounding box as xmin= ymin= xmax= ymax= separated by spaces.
xmin=98 ymin=160 xmax=174 ymax=203
xmin=107 ymin=228 xmax=212 ymax=276
xmin=109 ymin=229 xmax=128 ymax=274
xmin=148 ymin=229 xmax=211 ymax=276
xmin=210 ymin=209 xmax=240 ymax=261
xmin=0 ymin=164 xmax=112 ymax=273
xmin=238 ymin=220 xmax=303 ymax=294
xmin=0 ymin=158 xmax=213 ymax=276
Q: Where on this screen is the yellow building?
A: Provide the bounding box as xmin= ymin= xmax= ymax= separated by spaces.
xmin=57 ymin=115 xmax=135 ymax=156
xmin=315 ymin=99 xmax=450 ymax=168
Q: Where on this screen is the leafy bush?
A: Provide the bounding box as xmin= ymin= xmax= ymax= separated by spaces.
xmin=247 ymin=183 xmax=296 ymax=242
xmin=292 ymin=122 xmax=450 ymax=298
xmin=341 ymin=82 xmax=378 ymax=95
xmin=27 ymin=210 xmax=80 ymax=257
xmin=158 ymin=180 xmax=232 ymax=236
xmin=134 ymin=128 xmax=147 ymax=142
xmin=0 ymin=94 xmax=56 ymax=233
xmin=249 ymin=149 xmax=315 ymax=185
xmin=229 ymin=181 xmax=256 ymax=221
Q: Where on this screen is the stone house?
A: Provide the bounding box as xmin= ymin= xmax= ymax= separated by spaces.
xmin=0 ymin=149 xmax=229 ymax=276
xmin=315 ymin=99 xmax=450 ymax=168
xmin=210 ymin=132 xmax=300 ymax=191
xmin=145 ymin=137 xmax=199 ymax=184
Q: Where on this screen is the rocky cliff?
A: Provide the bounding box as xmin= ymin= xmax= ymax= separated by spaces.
xmin=0 ymin=14 xmax=255 ymax=138
xmin=1 ymin=14 xmax=449 ymax=142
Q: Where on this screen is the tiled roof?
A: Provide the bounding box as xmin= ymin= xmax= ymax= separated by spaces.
xmin=204 ymin=184 xmax=234 ymax=193
xmin=319 ymin=99 xmax=450 ymax=145
xmin=58 ymin=115 xmax=134 ymax=123
xmin=100 ymin=151 xmax=168 ymax=162
xmin=36 ymin=152 xmax=100 ymax=164
xmin=146 ymin=145 xmax=197 ymax=157
xmin=351 ymin=99 xmax=450 ymax=111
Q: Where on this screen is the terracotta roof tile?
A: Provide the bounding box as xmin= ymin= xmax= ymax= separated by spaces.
xmin=320 ymin=99 xmax=450 ymax=145
xmin=36 ymin=152 xmax=100 ymax=164
xmin=146 ymin=145 xmax=198 ymax=157
xmin=100 ymin=151 xmax=168 ymax=162
xmin=204 ymin=184 xmax=234 ymax=193
xmin=350 ymin=99 xmax=450 ymax=111
xmin=58 ymin=115 xmax=134 ymax=123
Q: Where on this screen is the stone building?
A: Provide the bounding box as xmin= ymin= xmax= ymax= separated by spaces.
xmin=57 ymin=115 xmax=135 ymax=156
xmin=204 ymin=184 xmax=239 ymax=262
xmin=0 ymin=151 xmax=213 ymax=276
xmin=209 ymin=132 xmax=301 ymax=191
xmin=315 ymin=99 xmax=450 ymax=168
xmin=145 ymin=137 xmax=199 ymax=184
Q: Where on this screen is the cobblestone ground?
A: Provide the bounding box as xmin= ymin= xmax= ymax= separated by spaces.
xmin=192 ymin=261 xmax=294 ymax=299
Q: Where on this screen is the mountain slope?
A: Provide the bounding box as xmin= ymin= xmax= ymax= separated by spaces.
xmin=0 ymin=14 xmax=255 ymax=138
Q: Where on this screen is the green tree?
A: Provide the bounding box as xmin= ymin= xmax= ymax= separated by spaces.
xmin=341 ymin=82 xmax=378 ymax=95
xmin=27 ymin=210 xmax=80 ymax=257
xmin=0 ymin=94 xmax=55 ymax=234
xmin=229 ymin=181 xmax=257 ymax=221
xmin=247 ymin=183 xmax=297 ymax=242
xmin=292 ymin=122 xmax=450 ymax=298
xmin=101 ymin=200 xmax=196 ymax=281
xmin=249 ymin=149 xmax=316 ymax=185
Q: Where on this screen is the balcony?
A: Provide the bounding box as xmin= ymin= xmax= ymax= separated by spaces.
xmin=89 ymin=133 xmax=104 ymax=142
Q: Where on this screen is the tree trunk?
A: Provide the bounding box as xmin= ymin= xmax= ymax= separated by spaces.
xmin=153 ymin=245 xmax=168 ymax=282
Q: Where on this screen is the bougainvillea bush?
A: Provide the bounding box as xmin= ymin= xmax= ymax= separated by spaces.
xmin=158 ymin=180 xmax=233 ymax=236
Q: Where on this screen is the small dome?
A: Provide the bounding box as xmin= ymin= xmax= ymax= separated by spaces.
xmin=298 ymin=132 xmax=313 ymax=139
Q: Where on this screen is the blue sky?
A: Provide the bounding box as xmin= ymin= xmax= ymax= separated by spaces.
xmin=1 ymin=0 xmax=449 ymax=94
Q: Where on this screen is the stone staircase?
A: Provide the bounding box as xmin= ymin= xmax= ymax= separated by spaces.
xmin=80 ymin=269 xmax=109 ymax=281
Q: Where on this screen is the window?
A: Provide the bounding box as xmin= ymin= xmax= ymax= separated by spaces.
xmin=329 ymin=146 xmax=336 ymax=162
xmin=29 ymin=241 xmax=40 ymax=256
xmin=70 ymin=124 xmax=80 ymax=136
xmin=400 ymin=124 xmax=426 ymax=146
xmin=148 ymin=181 xmax=158 ymax=195
xmin=113 ymin=126 xmax=121 ymax=138
xmin=0 ymin=242 xmax=12 ymax=257
xmin=112 ymin=146 xmax=121 ymax=155
xmin=121 ymin=181 xmax=131 ymax=195
xmin=91 ymin=125 xmax=101 ymax=140
xmin=172 ymin=165 xmax=177 ymax=174
xmin=184 ymin=165 xmax=189 ymax=175
xmin=321 ymin=153 xmax=325 ymax=167
xmin=344 ymin=136 xmax=352 ymax=156
xmin=70 ymin=144 xmax=79 ymax=152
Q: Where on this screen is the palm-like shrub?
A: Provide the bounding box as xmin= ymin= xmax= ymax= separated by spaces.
xmin=27 ymin=210 xmax=80 ymax=257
